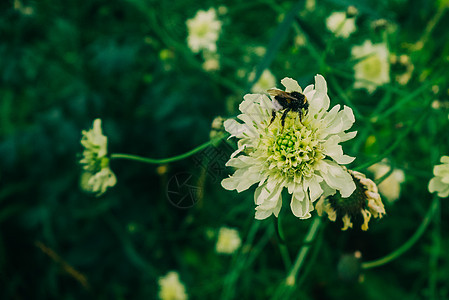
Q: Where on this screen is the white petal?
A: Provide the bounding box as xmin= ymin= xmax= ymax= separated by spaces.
xmin=318 ymin=160 xmax=356 ymax=197
xmin=290 ymin=188 xmax=313 ymax=219
xmin=224 ymin=119 xmax=247 ymax=138
xmin=305 ymin=175 xmax=323 ymax=202
xmin=281 ymin=77 xmax=302 ymax=92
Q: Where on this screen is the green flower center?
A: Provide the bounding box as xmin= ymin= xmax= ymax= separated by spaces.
xmin=362 ymin=55 xmax=382 ymax=78
xmin=263 ymin=116 xmax=324 ymax=178
xmin=194 ymin=23 xmax=210 ymax=38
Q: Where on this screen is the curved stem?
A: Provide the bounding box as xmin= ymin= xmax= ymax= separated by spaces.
xmin=362 ymin=195 xmax=440 ymax=269
xmin=110 ymin=135 xmax=226 ymax=165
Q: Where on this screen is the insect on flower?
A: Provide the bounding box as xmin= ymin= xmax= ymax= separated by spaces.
xmin=267 ymin=88 xmax=309 ymax=129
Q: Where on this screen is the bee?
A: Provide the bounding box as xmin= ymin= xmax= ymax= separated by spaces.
xmin=267 ymin=88 xmax=309 ymax=129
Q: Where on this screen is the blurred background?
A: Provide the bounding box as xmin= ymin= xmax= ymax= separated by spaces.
xmin=1 ymin=0 xmax=449 ymax=299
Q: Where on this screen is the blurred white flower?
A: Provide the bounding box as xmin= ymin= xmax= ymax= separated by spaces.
xmin=429 ymin=156 xmax=449 ymax=198
xmin=215 ymin=227 xmax=241 ymax=254
xmin=202 ymin=53 xmax=220 ymax=72
xmin=80 ymin=119 xmax=116 ymax=196
xmin=222 ymin=75 xmax=357 ymax=220
xmin=326 ymin=12 xmax=356 ymax=38
xmin=158 ymin=271 xmax=188 ymax=300
xmin=316 ymin=170 xmax=385 ymax=231
xmin=368 ymin=162 xmax=405 ymax=203
xmin=352 ymin=41 xmax=390 ymax=93
xmin=250 ymin=69 xmax=277 ymax=93
xmin=186 ymin=8 xmax=222 ymax=53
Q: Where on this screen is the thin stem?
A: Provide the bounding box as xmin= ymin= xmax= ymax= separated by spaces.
xmin=362 ymin=195 xmax=440 ymax=269
xmin=285 ymin=217 xmax=321 ymax=285
xmin=273 ymin=215 xmax=292 ymax=270
xmin=110 ymin=135 xmax=226 ymax=165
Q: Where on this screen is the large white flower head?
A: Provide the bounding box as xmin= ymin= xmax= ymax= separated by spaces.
xmin=222 ymin=75 xmax=357 ymax=220
xmin=352 ymin=40 xmax=390 ymax=93
xmin=158 ymin=271 xmax=188 ymax=300
xmin=215 ymin=227 xmax=242 ymax=254
xmin=326 ymin=11 xmax=356 ymax=38
xmin=429 ymin=156 xmax=449 ymax=198
xmin=186 ymin=8 xmax=222 ymax=53
xmin=79 ymin=119 xmax=117 ymax=196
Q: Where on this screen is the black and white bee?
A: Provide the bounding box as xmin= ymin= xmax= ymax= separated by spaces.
xmin=267 ymin=88 xmax=309 ymax=129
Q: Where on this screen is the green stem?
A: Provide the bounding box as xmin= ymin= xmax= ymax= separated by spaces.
xmin=285 ymin=217 xmax=322 ymax=285
xmin=110 ymin=136 xmax=226 ymax=165
xmin=273 ymin=215 xmax=292 ymax=270
xmin=362 ymin=196 xmax=440 ymax=269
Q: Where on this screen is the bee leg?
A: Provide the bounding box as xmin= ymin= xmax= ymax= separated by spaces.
xmin=268 ymin=110 xmax=276 ymax=126
xmin=280 ymin=108 xmax=291 ymax=132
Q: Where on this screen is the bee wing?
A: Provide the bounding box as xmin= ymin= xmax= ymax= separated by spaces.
xmin=267 ymin=88 xmax=297 ymax=100
xmin=267 ymin=88 xmax=286 ymax=97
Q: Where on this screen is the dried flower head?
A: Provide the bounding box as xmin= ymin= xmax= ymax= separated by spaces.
xmin=222 ymin=75 xmax=357 ymax=220
xmin=316 ymin=170 xmax=385 ymax=231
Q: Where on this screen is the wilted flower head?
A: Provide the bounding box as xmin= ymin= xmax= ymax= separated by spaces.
xmin=428 ymin=156 xmax=449 ymax=198
xmin=250 ymin=69 xmax=277 ymax=94
xmin=352 ymin=40 xmax=390 ymax=93
xmin=215 ymin=227 xmax=242 ymax=254
xmin=158 ymin=271 xmax=188 ymax=300
xmin=186 ymin=8 xmax=222 ymax=53
xmin=368 ymin=162 xmax=405 ymax=203
xmin=316 ymin=170 xmax=385 ymax=231
xmin=80 ymin=119 xmax=116 ymax=196
xmin=222 ymin=75 xmax=357 ymax=220
xmin=326 ymin=11 xmax=356 ymax=38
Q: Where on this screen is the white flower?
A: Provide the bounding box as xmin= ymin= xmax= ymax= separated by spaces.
xmin=222 ymin=75 xmax=357 ymax=220
xmin=352 ymin=41 xmax=390 ymax=93
xmin=80 ymin=119 xmax=116 ymax=196
xmin=158 ymin=271 xmax=188 ymax=300
xmin=368 ymin=162 xmax=405 ymax=203
xmin=326 ymin=12 xmax=356 ymax=38
xmin=429 ymin=156 xmax=449 ymax=198
xmin=186 ymin=8 xmax=222 ymax=53
xmin=80 ymin=168 xmax=117 ymax=196
xmin=250 ymin=69 xmax=277 ymax=94
xmin=215 ymin=227 xmax=241 ymax=254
